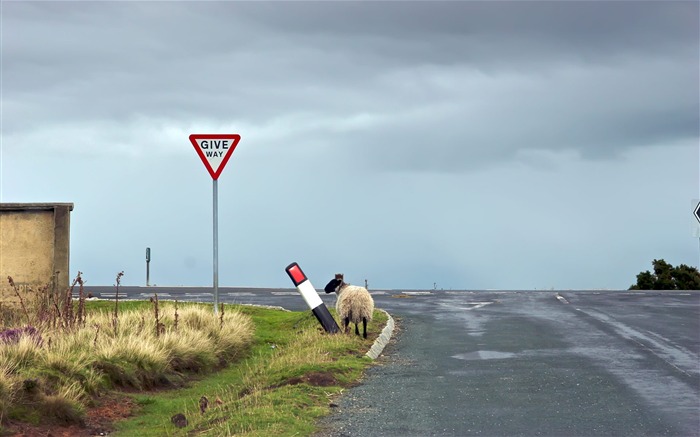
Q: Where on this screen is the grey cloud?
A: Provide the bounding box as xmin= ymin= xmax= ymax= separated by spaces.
xmin=3 ymin=1 xmax=697 ymax=173
xmin=311 ymin=57 xmax=698 ymax=172
xmin=241 ymin=1 xmax=697 ymax=60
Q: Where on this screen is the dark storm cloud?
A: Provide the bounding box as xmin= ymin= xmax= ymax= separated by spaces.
xmin=240 ymin=1 xmax=696 ymax=61
xmin=2 ymin=1 xmax=698 ymax=172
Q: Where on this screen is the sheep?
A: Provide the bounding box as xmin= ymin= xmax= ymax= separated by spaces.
xmin=324 ymin=273 xmax=374 ymax=338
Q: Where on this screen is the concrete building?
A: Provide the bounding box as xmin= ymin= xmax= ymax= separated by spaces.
xmin=0 ymin=203 xmax=73 ymax=304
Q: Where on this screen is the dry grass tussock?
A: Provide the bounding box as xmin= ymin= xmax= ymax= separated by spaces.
xmin=0 ymin=272 xmax=254 ymax=428
xmin=0 ymin=363 xmax=17 ymax=423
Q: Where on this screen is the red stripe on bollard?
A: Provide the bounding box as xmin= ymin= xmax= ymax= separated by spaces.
xmin=286 ymin=263 xmax=307 ymax=286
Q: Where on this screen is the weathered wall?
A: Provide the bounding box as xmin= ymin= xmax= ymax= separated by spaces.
xmin=0 ymin=203 xmax=73 ymax=303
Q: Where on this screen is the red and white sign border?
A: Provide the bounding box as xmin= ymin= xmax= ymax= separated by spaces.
xmin=189 ymin=133 xmax=241 ymax=180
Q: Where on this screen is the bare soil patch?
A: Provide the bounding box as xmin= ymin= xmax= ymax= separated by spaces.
xmin=4 ymin=393 xmax=136 ymax=437
xmin=282 ymin=371 xmax=339 ymax=387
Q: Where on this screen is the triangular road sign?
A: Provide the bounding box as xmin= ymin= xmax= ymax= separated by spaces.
xmin=189 ymin=134 xmax=241 ymax=180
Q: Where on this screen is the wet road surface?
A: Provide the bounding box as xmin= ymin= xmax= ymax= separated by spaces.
xmin=317 ymin=291 xmax=699 ymax=436
xmin=85 ymin=286 xmax=700 ymax=436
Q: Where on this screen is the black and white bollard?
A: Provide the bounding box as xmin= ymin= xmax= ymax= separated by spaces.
xmin=285 ymin=262 xmax=339 ymax=334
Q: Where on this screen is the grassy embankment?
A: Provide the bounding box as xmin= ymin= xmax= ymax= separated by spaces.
xmin=0 ymin=275 xmax=388 ymax=436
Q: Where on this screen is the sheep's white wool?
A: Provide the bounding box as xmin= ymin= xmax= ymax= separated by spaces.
xmin=336 ymin=285 xmax=374 ymax=324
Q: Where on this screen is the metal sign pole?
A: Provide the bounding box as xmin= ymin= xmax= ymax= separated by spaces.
xmin=189 ymin=134 xmax=240 ymax=316
xmin=694 ymin=200 xmax=700 ymax=270
xmin=213 ymin=179 xmax=219 ymax=315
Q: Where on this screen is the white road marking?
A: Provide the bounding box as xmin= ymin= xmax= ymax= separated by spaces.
xmin=462 ymin=302 xmax=494 ymax=311
xmin=452 ymin=350 xmax=519 ymax=361
xmin=578 ymin=309 xmax=698 ymax=377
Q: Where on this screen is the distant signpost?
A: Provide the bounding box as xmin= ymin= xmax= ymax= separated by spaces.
xmin=189 ymin=134 xmax=242 ymax=314
xmin=693 ymin=199 xmax=700 ymax=268
xmin=146 ymin=247 xmax=151 ymax=287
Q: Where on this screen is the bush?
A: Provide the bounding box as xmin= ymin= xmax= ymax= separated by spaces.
xmin=630 ymin=259 xmax=700 ymax=290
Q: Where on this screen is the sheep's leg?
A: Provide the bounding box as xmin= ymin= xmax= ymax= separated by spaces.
xmin=355 ymin=323 xmax=360 ymax=336
xmin=362 ymin=318 xmax=368 ymax=339
xmin=343 ymin=316 xmax=350 ymax=334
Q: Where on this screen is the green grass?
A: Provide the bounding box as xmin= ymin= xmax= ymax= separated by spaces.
xmin=0 ymin=299 xmax=254 ymax=432
xmin=0 ymin=294 xmax=388 ymax=436
xmin=111 ymin=304 xmax=388 ymax=437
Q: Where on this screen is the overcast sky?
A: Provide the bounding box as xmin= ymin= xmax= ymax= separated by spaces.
xmin=2 ymin=1 xmax=698 ymax=290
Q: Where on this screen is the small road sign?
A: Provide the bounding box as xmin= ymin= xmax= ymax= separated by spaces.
xmin=189 ymin=134 xmax=241 ymax=180
xmin=189 ymin=133 xmax=241 ymax=315
xmin=694 ymin=201 xmax=700 ymax=224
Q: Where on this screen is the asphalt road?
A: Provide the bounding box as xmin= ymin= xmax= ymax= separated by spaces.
xmin=84 ymin=286 xmax=700 ymax=436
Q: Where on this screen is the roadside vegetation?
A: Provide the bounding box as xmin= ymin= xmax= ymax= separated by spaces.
xmin=113 ymin=305 xmax=387 ymax=436
xmin=0 ymin=273 xmax=388 ymax=436
xmin=629 ymin=259 xmax=700 ymax=290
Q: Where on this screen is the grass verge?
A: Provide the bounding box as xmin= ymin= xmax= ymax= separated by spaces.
xmin=0 ymin=299 xmax=254 ymax=435
xmin=111 ymin=304 xmax=388 ymax=436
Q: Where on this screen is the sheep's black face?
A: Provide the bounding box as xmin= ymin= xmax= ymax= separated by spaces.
xmin=324 ymin=278 xmax=341 ymax=294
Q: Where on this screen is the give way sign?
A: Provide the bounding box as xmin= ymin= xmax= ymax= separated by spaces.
xmin=189 ymin=134 xmax=241 ymax=180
